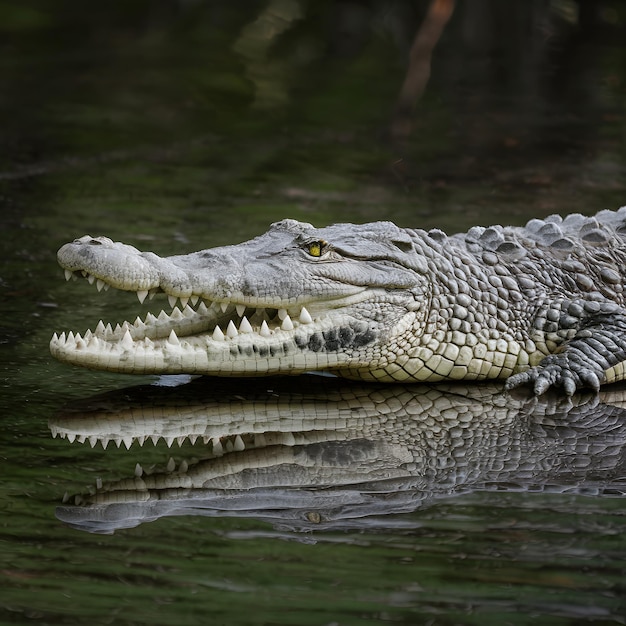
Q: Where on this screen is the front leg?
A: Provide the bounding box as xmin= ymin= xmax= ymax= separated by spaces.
xmin=506 ymin=301 xmax=626 ymax=395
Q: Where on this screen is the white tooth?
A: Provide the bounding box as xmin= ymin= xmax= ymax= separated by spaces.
xmin=135 ymin=463 xmax=144 ymax=478
xmin=137 ymin=290 xmax=148 ymax=304
xmin=122 ymin=437 xmax=133 ymax=450
xmin=149 ymin=289 xmax=157 ymax=300
xmin=183 ymin=305 xmax=195 ymax=317
xmin=121 ymin=329 xmax=133 ymax=349
xmin=52 ymin=332 xmax=58 ymax=343
xmin=146 ymin=312 xmax=157 ymax=324
xmin=179 ymin=297 xmax=189 ymax=309
xmin=67 ymin=331 xmax=75 ymax=343
xmin=87 ymin=275 xmax=96 ymax=285
xmin=168 ymin=295 xmax=177 ymax=308
xmin=299 ymin=307 xmax=313 ymax=324
xmin=167 ymin=457 xmax=176 ymax=472
xmin=95 ymin=320 xmax=105 ymax=335
xmin=104 ymin=323 xmax=113 ymax=335
xmin=234 ymin=435 xmax=245 ymax=451
xmin=167 ymin=329 xmax=180 ymax=346
xmin=84 ymin=329 xmax=93 ymax=341
xmin=136 ymin=436 xmax=146 ymax=447
xmin=64 ymin=269 xmax=73 ymax=281
xmin=101 ymin=438 xmax=110 ymax=450
xmin=59 ymin=332 xmax=66 ymax=344
xmin=191 ymin=295 xmax=199 ymax=306
xmin=114 ymin=323 xmax=122 ymax=334
xmin=278 ymin=308 xmax=288 ymax=320
xmin=260 ymin=320 xmax=271 ymax=337
xmin=134 ymin=317 xmax=144 ymax=328
xmin=281 ymin=315 xmax=294 ymax=331
xmin=197 ymin=301 xmax=209 ymax=315
xmin=179 ymin=460 xmax=188 ymax=473
xmin=212 ymin=438 xmax=223 ymax=456
xmin=151 ymin=435 xmax=160 ymax=446
xmin=158 ymin=310 xmax=170 ymax=322
xmin=236 ymin=304 xmax=246 ymax=316
xmin=226 ymin=320 xmax=238 ymax=338
xmin=220 ymin=302 xmax=228 ymax=313
xmin=81 ymin=271 xmax=87 ymax=277
xmin=239 ymin=316 xmax=252 ymax=333
xmin=164 ymin=437 xmax=175 ymax=448
xmin=96 ymin=279 xmax=105 ymax=292
xmin=103 ymin=284 xmax=110 ymax=291
xmin=88 ymin=436 xmax=98 ymax=448
xmin=212 ymin=325 xmax=225 ymax=341
xmin=170 ymin=307 xmax=183 ymax=320
xmin=176 ymin=436 xmax=186 ymax=447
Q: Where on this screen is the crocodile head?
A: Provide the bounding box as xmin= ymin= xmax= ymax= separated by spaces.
xmin=50 ymin=219 xmax=431 ymax=378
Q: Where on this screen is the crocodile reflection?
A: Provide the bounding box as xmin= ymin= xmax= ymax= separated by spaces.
xmin=50 ymin=376 xmax=626 ymax=534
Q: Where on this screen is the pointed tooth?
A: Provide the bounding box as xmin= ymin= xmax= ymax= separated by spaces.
xmin=220 ymin=302 xmax=228 ymax=313
xmin=121 ymin=330 xmax=134 ymax=349
xmin=150 ymin=435 xmax=160 ymax=446
xmin=278 ymin=308 xmax=288 ymax=320
xmin=226 ymin=320 xmax=238 ymax=338
xmin=135 ymin=463 xmax=144 ymax=478
xmin=179 ymin=297 xmax=189 ymax=309
xmin=281 ymin=315 xmax=294 ymax=331
xmin=176 ymin=436 xmax=186 ymax=447
xmin=64 ymin=269 xmax=73 ymax=281
xmin=167 ymin=329 xmax=180 ymax=346
xmin=212 ymin=438 xmax=223 ymax=456
xmin=101 ymin=438 xmax=110 ymax=450
xmin=239 ymin=316 xmax=253 ymax=333
xmin=136 ymin=436 xmax=146 ymax=447
xmin=134 ymin=317 xmax=145 ymax=328
xmin=96 ymin=279 xmax=105 ymax=292
xmin=260 ymin=320 xmax=271 ymax=337
xmin=164 ymin=437 xmax=175 ymax=448
xmin=197 ymin=301 xmax=208 ymax=315
xmin=59 ymin=332 xmax=66 ymax=344
xmin=212 ymin=325 xmax=225 ymax=341
xmin=87 ymin=274 xmax=96 ymax=285
xmin=95 ymin=320 xmax=105 ymax=335
xmin=236 ymin=304 xmax=246 ymax=316
xmin=299 ymin=307 xmax=313 ymax=324
xmin=84 ymin=329 xmax=93 ymax=341
xmin=179 ymin=460 xmax=188 ymax=473
xmin=67 ymin=331 xmax=75 ymax=343
xmin=158 ymin=310 xmax=170 ymax=322
xmin=88 ymin=436 xmax=98 ymax=448
xmin=168 ymin=295 xmax=178 ymax=308
xmin=149 ymin=289 xmax=158 ymax=300
xmin=122 ymin=436 xmax=133 ymax=450
xmin=234 ymin=435 xmax=245 ymax=451
xmin=145 ymin=312 xmax=157 ymax=324
xmin=52 ymin=332 xmax=59 ymax=343
xmin=183 ymin=305 xmax=195 ymax=318
xmin=191 ymin=295 xmax=199 ymax=306
xmin=170 ymin=306 xmax=183 ymax=320
xmin=137 ymin=290 xmax=148 ymax=304
xmin=167 ymin=457 xmax=176 ymax=472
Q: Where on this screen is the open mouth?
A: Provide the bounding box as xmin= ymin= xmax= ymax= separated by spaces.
xmin=50 ymin=267 xmax=376 ymax=374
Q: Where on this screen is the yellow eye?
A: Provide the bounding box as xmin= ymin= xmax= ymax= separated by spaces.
xmin=307 ymin=240 xmax=327 ymax=257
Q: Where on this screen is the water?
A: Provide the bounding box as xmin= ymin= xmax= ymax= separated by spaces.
xmin=1 ymin=2 xmax=626 ymax=624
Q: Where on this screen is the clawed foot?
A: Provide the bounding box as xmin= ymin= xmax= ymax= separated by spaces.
xmin=505 ymin=355 xmax=603 ymax=396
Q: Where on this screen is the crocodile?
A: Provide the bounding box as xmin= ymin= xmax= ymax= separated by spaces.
xmin=51 ymin=376 xmax=626 ymax=534
xmin=50 ymin=207 xmax=626 ymax=395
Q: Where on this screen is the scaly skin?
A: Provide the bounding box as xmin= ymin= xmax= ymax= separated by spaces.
xmin=50 ymin=208 xmax=626 ymax=394
xmin=51 ymin=376 xmax=626 ymax=533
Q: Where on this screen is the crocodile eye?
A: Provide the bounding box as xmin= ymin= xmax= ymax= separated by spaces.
xmin=307 ymin=240 xmax=327 ymax=257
